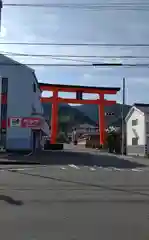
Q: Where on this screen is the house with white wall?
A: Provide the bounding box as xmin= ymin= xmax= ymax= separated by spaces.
xmin=125 ymin=103 xmax=149 ymax=156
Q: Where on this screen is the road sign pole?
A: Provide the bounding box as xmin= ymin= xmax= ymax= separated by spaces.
xmin=121 ymin=77 xmax=126 ymax=155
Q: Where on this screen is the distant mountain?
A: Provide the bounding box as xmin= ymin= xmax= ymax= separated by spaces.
xmin=42 ymin=102 xmax=131 ymax=130
xmin=42 ymin=103 xmax=96 ymax=131
xmin=72 ymin=104 xmax=98 ymax=122
xmin=72 ymin=103 xmax=131 ymax=126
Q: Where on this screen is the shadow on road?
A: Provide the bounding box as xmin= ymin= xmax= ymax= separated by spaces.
xmin=0 ymin=195 xmax=23 ymax=206
xmin=5 ymin=151 xmax=145 ymax=169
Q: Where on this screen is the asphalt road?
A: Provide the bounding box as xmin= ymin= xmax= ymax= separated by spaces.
xmin=4 ymin=144 xmax=146 ymax=169
xmin=0 ymin=158 xmax=149 ymax=240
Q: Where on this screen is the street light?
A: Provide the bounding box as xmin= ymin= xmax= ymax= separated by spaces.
xmin=0 ymin=1 xmax=2 ymax=32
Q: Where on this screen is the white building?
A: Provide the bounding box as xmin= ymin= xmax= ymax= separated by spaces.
xmin=74 ymin=123 xmax=98 ymax=134
xmin=0 ymin=54 xmax=49 ymax=152
xmin=125 ymin=103 xmax=149 ymax=156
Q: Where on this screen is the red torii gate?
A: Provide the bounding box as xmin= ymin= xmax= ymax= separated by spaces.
xmin=39 ymin=83 xmax=120 ymax=146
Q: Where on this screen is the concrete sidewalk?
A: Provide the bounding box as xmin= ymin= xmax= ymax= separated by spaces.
xmin=73 ymin=146 xmax=149 ymax=167
xmin=97 ymin=151 xmax=149 ymax=167
xmin=118 ymin=155 xmax=149 ymax=167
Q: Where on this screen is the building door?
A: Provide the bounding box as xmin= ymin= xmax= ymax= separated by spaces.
xmin=36 ymin=131 xmax=41 ymax=150
xmin=32 ymin=130 xmax=41 ymax=152
xmin=32 ymin=131 xmax=36 ymax=153
xmin=146 ymin=137 xmax=149 ymax=155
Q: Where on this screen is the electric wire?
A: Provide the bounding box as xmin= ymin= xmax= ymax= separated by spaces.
xmin=2 ymin=3 xmax=149 ymax=11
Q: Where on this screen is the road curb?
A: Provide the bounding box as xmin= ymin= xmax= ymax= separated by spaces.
xmin=0 ymin=161 xmax=40 ymax=165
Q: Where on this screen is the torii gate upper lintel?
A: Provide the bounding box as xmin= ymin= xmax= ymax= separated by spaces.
xmin=39 ymin=83 xmax=120 ymax=146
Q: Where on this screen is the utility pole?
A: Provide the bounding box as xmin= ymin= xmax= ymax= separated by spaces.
xmin=0 ymin=1 xmax=2 ymax=32
xmin=121 ymin=77 xmax=126 ymax=155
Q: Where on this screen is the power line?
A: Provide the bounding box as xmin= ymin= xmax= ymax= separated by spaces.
xmin=1 ymin=51 xmax=92 ymax=64
xmin=0 ymin=62 xmax=149 ymax=67
xmin=93 ymin=63 xmax=149 ymax=67
xmin=0 ymin=42 xmax=149 ymax=47
xmin=2 ymin=3 xmax=149 ymax=11
xmin=2 ymin=51 xmax=149 ymax=59
xmin=4 ymin=51 xmax=149 ymax=65
xmin=0 ymin=62 xmax=120 ymax=66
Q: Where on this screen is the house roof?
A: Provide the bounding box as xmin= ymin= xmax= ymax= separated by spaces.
xmin=125 ymin=103 xmax=149 ymax=122
xmin=0 ymin=54 xmax=34 ymax=71
xmin=0 ymin=54 xmax=40 ymax=91
xmin=133 ymin=103 xmax=149 ymax=114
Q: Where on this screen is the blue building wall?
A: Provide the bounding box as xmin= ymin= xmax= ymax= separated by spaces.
xmin=0 ymin=54 xmax=45 ymax=150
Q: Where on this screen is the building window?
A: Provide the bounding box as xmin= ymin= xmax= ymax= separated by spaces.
xmin=132 ymin=119 xmax=138 ymax=126
xmin=33 ymin=83 xmax=36 ymax=93
xmin=2 ymin=78 xmax=8 ymax=94
xmin=132 ymin=137 xmax=138 ymax=145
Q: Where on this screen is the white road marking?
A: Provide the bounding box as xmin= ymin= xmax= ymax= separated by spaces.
xmin=0 ymin=165 xmax=146 ymax=173
xmin=104 ymin=167 xmax=113 ymax=171
xmin=89 ymin=167 xmax=96 ymax=171
xmin=98 ymin=166 xmax=104 ymax=169
xmin=96 ymin=167 xmax=145 ymax=172
xmin=68 ymin=164 xmax=80 ymax=169
xmin=15 ymin=168 xmax=29 ymax=171
xmin=60 ymin=167 xmax=66 ymax=170
xmin=131 ymin=168 xmax=143 ymax=172
xmin=112 ymin=168 xmax=123 ymax=171
xmin=9 ymin=168 xmax=25 ymax=171
xmin=8 ymin=167 xmax=34 ymax=172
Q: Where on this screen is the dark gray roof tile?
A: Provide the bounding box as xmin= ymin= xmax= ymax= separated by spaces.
xmin=134 ymin=103 xmax=149 ymax=114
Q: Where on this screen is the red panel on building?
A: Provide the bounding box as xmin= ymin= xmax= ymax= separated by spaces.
xmin=21 ymin=117 xmax=41 ymax=128
xmin=1 ymin=94 xmax=7 ymax=104
xmin=1 ymin=119 xmax=6 ymax=129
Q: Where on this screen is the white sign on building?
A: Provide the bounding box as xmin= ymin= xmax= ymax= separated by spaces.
xmin=10 ymin=117 xmax=22 ymax=127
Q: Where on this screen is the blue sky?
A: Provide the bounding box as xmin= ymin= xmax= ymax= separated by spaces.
xmin=0 ymin=0 xmax=149 ymax=105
